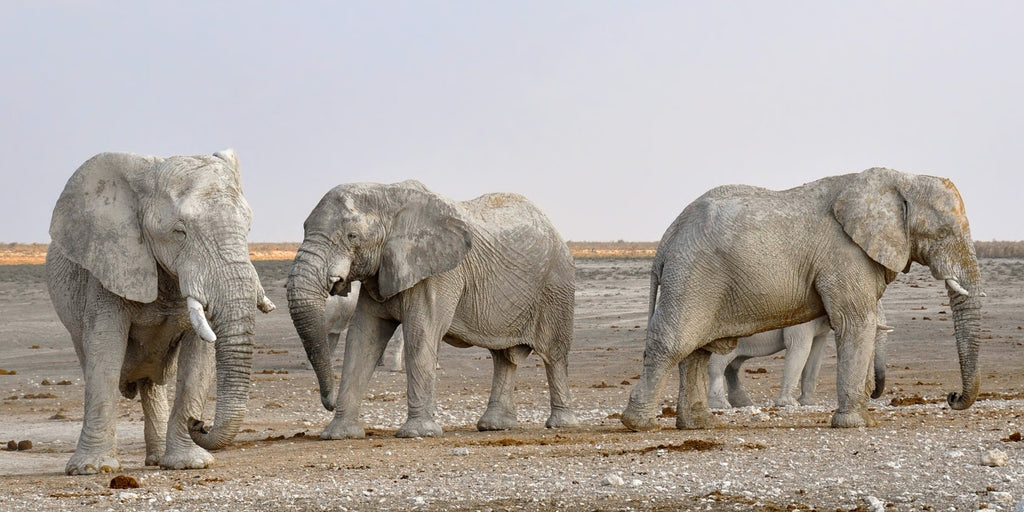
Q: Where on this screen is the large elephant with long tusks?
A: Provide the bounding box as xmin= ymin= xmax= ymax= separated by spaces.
xmin=287 ymin=180 xmax=578 ymax=439
xmin=622 ymin=168 xmax=984 ymax=430
xmin=46 ymin=150 xmax=274 ymax=474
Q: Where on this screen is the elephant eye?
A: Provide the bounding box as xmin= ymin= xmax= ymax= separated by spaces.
xmin=347 ymin=232 xmax=359 ymax=242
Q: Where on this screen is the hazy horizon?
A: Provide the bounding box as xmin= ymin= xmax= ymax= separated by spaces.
xmin=3 ymin=3 xmax=1022 ymax=244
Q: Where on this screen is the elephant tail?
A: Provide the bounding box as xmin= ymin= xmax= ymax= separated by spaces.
xmin=648 ymin=260 xmax=662 ymax=322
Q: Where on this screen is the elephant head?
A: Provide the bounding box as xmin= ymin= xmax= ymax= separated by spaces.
xmin=287 ymin=180 xmax=472 ymax=410
xmin=833 ymin=168 xmax=983 ymax=410
xmin=50 ymin=149 xmax=273 ymax=450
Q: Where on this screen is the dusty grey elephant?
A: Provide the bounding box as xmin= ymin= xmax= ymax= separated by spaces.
xmin=46 ymin=150 xmax=275 ymax=474
xmin=287 ymin=180 xmax=577 ymax=439
xmin=325 ymin=282 xmax=406 ymax=372
xmin=707 ymin=307 xmax=890 ymax=409
xmin=621 ymin=168 xmax=983 ymax=430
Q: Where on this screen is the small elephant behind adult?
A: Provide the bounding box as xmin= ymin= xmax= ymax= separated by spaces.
xmin=288 ymin=180 xmax=577 ymax=439
xmin=47 ymin=150 xmax=274 ymax=475
xmin=707 ymin=308 xmax=891 ymax=409
xmin=325 ymin=281 xmax=406 ymax=372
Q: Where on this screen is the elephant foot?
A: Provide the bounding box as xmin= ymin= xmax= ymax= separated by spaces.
xmin=727 ymin=391 xmax=754 ymax=408
xmin=321 ymin=417 xmax=366 ymax=440
xmin=830 ymin=409 xmax=877 ymax=428
xmin=160 ymin=448 xmax=214 ymax=470
xmin=396 ymin=416 xmax=443 ymax=438
xmin=620 ymin=407 xmax=659 ymax=432
xmin=545 ymin=407 xmax=579 ymax=429
xmin=66 ymin=453 xmax=121 ymax=475
xmin=707 ymin=395 xmax=731 ymax=410
xmin=477 ymin=406 xmax=517 ymax=431
xmin=144 ymin=452 xmax=164 ymax=466
xmin=774 ymin=396 xmax=800 ymax=408
xmin=675 ymin=406 xmax=720 ymax=430
xmin=797 ymin=396 xmax=818 ymax=406
xmin=160 ymin=446 xmax=214 ymax=470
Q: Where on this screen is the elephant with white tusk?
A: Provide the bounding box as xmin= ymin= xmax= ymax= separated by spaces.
xmin=622 ymin=168 xmax=984 ymax=431
xmin=287 ymin=180 xmax=577 ymax=439
xmin=707 ymin=304 xmax=890 ymax=409
xmin=46 ymin=150 xmax=273 ymax=474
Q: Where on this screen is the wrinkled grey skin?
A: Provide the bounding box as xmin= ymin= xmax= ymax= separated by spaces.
xmin=708 ymin=305 xmax=890 ymax=409
xmin=46 ymin=150 xmax=275 ymax=474
xmin=325 ymin=282 xmax=406 ymax=372
xmin=288 ymin=181 xmax=577 ymax=439
xmin=622 ymin=168 xmax=983 ymax=430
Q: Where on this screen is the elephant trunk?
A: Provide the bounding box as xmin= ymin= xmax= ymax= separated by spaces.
xmin=187 ymin=262 xmax=259 ymax=450
xmin=946 ymin=286 xmax=982 ymax=410
xmin=287 ymin=247 xmax=336 ymax=411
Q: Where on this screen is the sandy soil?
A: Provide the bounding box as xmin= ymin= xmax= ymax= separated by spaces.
xmin=1 ymin=258 xmax=1023 ymax=511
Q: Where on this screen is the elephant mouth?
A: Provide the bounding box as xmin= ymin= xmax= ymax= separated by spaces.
xmin=329 ymin=278 xmax=352 ymax=297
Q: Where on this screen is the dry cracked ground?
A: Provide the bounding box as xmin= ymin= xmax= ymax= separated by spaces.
xmin=1 ymin=258 xmax=1023 ymax=511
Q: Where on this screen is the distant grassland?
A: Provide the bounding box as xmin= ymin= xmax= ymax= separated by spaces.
xmin=3 ymin=240 xmax=1023 ymax=265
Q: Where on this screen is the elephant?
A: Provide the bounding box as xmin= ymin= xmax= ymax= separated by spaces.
xmin=325 ymin=281 xmax=406 ymax=372
xmin=287 ymin=180 xmax=578 ymax=439
xmin=621 ymin=167 xmax=983 ymax=431
xmin=707 ymin=306 xmax=891 ymax=409
xmin=46 ymin=150 xmax=275 ymax=474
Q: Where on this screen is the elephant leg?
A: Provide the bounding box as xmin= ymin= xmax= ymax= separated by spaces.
xmin=830 ymin=313 xmax=878 ymax=428
xmin=724 ymin=355 xmax=755 ymax=407
xmin=777 ymin=338 xmax=813 ymax=407
xmin=386 ymin=329 xmax=405 ymax=372
xmin=622 ymin=315 xmax=703 ymax=431
xmin=66 ymin=292 xmax=129 ymax=475
xmin=676 ymin=347 xmax=720 ymax=429
xmin=139 ymin=378 xmax=169 ymax=466
xmin=397 ymin=318 xmax=451 ymax=438
xmin=161 ymin=334 xmax=216 ymax=469
xmin=798 ymin=334 xmax=829 ymax=405
xmin=477 ymin=346 xmax=530 ymax=431
xmin=542 ymin=348 xmax=578 ymax=429
xmin=706 ymin=352 xmax=733 ymax=410
xmin=323 ymin=314 xmax=397 ymax=440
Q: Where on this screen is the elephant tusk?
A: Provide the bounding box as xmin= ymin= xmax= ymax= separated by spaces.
xmin=945 ymin=278 xmax=970 ymax=297
xmin=876 ymin=324 xmax=894 ymax=333
xmin=187 ymin=297 xmax=217 ymax=342
xmin=257 ymin=294 xmax=277 ymax=313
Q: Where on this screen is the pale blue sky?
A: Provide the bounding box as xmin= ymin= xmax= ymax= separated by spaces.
xmin=2 ymin=2 xmax=1021 ymax=242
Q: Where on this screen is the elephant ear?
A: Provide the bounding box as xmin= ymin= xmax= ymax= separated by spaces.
xmin=831 ymin=168 xmax=911 ymax=274
xmin=378 ymin=191 xmax=472 ymax=300
xmin=49 ymin=152 xmax=161 ymax=303
xmin=213 ymin=148 xmax=243 ymax=186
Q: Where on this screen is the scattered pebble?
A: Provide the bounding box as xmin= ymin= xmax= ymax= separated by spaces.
xmin=601 ymin=473 xmax=625 ymax=486
xmin=864 ymin=495 xmax=885 ymax=512
xmin=451 ymin=447 xmax=470 ymax=456
xmin=982 ymin=449 xmax=1009 ymax=467
xmin=990 ymin=491 xmax=1014 ymax=504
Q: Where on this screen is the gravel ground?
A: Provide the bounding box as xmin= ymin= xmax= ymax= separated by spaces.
xmin=1 ymin=258 xmax=1023 ymax=511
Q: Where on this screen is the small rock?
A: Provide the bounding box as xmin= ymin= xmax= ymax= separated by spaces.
xmin=601 ymin=473 xmax=625 ymax=486
xmin=989 ymin=491 xmax=1013 ymax=504
xmin=1015 ymin=496 xmax=1024 ymax=512
xmin=17 ymin=440 xmax=31 ymax=451
xmin=630 ymin=479 xmax=643 ymax=487
xmin=413 ymin=496 xmax=426 ymax=506
xmin=451 ymin=447 xmax=470 ymax=456
xmin=982 ymin=449 xmax=1009 ymax=467
xmin=864 ymin=495 xmax=885 ymax=512
xmin=118 ymin=491 xmax=139 ymax=501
